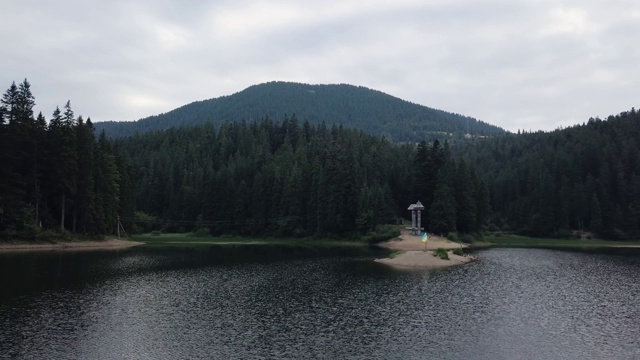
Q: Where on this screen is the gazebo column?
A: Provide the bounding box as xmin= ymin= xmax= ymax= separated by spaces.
xmin=411 ymin=210 xmax=416 ymax=235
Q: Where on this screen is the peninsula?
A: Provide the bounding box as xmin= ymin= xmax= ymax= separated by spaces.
xmin=375 ymin=230 xmax=474 ymax=269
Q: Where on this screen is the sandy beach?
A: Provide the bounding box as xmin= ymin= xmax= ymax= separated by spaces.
xmin=0 ymin=238 xmax=143 ymax=253
xmin=375 ymin=230 xmax=474 ymax=269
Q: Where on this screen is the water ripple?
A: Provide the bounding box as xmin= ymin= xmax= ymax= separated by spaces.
xmin=1 ymin=247 xmax=639 ymax=359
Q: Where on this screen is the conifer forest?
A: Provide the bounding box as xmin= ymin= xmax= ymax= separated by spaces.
xmin=1 ymin=80 xmax=639 ymax=240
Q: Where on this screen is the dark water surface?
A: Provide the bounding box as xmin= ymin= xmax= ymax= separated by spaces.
xmin=1 ymin=246 xmax=639 ymax=359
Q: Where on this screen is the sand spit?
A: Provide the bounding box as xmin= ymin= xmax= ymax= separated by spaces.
xmin=375 ymin=230 xmax=474 ymax=269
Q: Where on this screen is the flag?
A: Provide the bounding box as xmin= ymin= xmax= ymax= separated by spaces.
xmin=421 ymin=232 xmax=428 ymax=243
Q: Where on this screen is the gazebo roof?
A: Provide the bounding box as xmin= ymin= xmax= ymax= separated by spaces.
xmin=407 ymin=201 xmax=424 ymax=211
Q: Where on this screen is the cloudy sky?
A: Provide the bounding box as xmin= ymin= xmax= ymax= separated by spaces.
xmin=2 ymin=0 xmax=639 ymax=132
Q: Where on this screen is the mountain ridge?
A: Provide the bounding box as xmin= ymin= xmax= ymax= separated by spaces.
xmin=94 ymin=81 xmax=506 ymax=142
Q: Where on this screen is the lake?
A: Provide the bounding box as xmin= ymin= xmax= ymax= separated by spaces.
xmin=1 ymin=245 xmax=639 ymax=359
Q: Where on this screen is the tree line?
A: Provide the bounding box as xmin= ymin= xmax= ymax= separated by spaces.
xmin=4 ymin=80 xmax=491 ymax=240
xmin=113 ymin=114 xmax=488 ymax=238
xmin=460 ymin=110 xmax=640 ymax=239
xmin=0 ymin=80 xmax=132 ymax=239
xmin=4 ymin=80 xmax=636 ymax=241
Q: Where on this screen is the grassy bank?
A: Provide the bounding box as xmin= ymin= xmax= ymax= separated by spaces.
xmin=477 ymin=234 xmax=640 ymax=249
xmin=133 ymin=233 xmax=371 ymax=248
xmin=132 ymin=225 xmax=400 ymax=249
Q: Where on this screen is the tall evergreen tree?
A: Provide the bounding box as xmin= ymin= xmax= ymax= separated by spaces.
xmin=48 ymin=105 xmax=78 ymax=230
xmin=590 ymin=193 xmax=603 ymax=234
xmin=74 ymin=116 xmax=96 ymax=233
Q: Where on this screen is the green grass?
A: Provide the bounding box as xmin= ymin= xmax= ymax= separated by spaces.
xmin=131 ymin=233 xmax=372 ymax=249
xmin=434 ymin=248 xmax=449 ymax=260
xmin=479 ymin=234 xmax=640 ymax=249
xmin=132 ymin=225 xmax=400 ymax=249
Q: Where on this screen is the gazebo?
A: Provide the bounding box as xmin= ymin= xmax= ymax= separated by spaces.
xmin=407 ymin=201 xmax=425 ymax=236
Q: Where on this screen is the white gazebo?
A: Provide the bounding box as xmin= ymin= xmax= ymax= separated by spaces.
xmin=407 ymin=201 xmax=425 ymax=236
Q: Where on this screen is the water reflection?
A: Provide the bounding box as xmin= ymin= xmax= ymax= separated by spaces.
xmin=1 ymin=246 xmax=639 ymax=359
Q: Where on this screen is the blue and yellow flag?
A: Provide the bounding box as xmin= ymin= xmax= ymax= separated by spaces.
xmin=421 ymin=232 xmax=428 ymax=243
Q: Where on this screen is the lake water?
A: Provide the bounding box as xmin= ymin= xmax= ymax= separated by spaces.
xmin=1 ymin=245 xmax=639 ymax=359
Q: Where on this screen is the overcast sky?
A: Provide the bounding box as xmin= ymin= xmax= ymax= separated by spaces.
xmin=2 ymin=0 xmax=639 ymax=132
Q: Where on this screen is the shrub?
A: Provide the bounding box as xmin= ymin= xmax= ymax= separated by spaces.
xmin=452 ymin=247 xmax=464 ymax=256
xmin=555 ymin=228 xmax=572 ymax=239
xmin=293 ymin=228 xmax=307 ymax=238
xmin=151 ymin=230 xmax=162 ymax=236
xmin=35 ymin=229 xmax=70 ymax=242
xmin=447 ymin=232 xmax=458 ymax=241
xmin=461 ymin=234 xmax=475 ymax=243
xmin=189 ymin=227 xmax=211 ymax=238
xmin=434 ymin=248 xmax=449 ymax=260
xmin=363 ymin=224 xmax=401 ymax=244
xmin=134 ymin=211 xmax=157 ymax=233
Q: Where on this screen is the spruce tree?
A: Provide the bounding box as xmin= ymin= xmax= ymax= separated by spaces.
xmin=590 ymin=193 xmax=603 ymax=234
xmin=74 ymin=116 xmax=96 ymax=233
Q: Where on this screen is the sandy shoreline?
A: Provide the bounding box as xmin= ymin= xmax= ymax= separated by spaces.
xmin=0 ymin=238 xmax=143 ymax=253
xmin=375 ymin=231 xmax=475 ymax=269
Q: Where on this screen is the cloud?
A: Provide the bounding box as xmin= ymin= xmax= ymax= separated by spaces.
xmin=1 ymin=0 xmax=639 ymax=131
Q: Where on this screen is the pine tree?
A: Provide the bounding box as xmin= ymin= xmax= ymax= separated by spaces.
xmin=93 ymin=132 xmax=120 ymax=234
xmin=414 ymin=141 xmax=430 ymax=206
xmin=429 ymin=182 xmax=457 ymax=235
xmin=625 ymin=174 xmax=640 ymax=237
xmin=31 ymin=112 xmax=48 ymax=225
xmin=590 ymin=193 xmax=603 ymax=234
xmin=48 ymin=105 xmax=78 ymax=230
xmin=15 ymin=79 xmax=35 ymax=123
xmin=115 ymin=151 xmax=135 ymax=234
xmin=1 ymin=81 xmax=18 ymax=124
xmin=0 ymin=83 xmax=22 ymax=211
xmin=454 ymin=158 xmax=476 ymax=233
xmin=74 ymin=116 xmax=96 ymax=233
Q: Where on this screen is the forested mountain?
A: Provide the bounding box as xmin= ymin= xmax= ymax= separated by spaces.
xmin=114 ymin=118 xmax=488 ymax=238
xmin=3 ymin=79 xmax=638 ymax=242
xmin=0 ymin=80 xmax=132 ymax=239
xmin=95 ymin=81 xmax=505 ymax=142
xmin=462 ymin=109 xmax=640 ymax=239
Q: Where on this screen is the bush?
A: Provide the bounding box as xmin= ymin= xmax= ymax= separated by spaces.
xmin=555 ymin=228 xmax=572 ymax=239
xmin=35 ymin=229 xmax=72 ymax=242
xmin=134 ymin=211 xmax=157 ymax=233
xmin=447 ymin=232 xmax=458 ymax=241
xmin=452 ymin=247 xmax=464 ymax=256
xmin=362 ymin=224 xmax=401 ymax=244
xmin=461 ymin=234 xmax=475 ymax=244
xmin=293 ymin=228 xmax=307 ymax=238
xmin=151 ymin=230 xmax=162 ymax=236
xmin=189 ymin=227 xmax=211 ymax=238
xmin=129 ymin=224 xmax=140 ymax=234
xmin=434 ymin=248 xmax=449 ymax=260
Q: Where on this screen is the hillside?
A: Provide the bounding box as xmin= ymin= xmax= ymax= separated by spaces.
xmin=94 ymin=81 xmax=505 ymax=141
xmin=4 ymin=79 xmax=637 ymax=241
xmin=459 ymin=109 xmax=640 ymax=239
